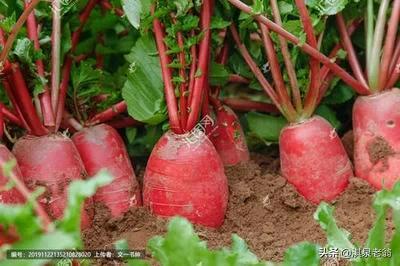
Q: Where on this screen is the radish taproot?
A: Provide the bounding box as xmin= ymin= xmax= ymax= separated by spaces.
xmin=280 ymin=116 xmax=351 ymax=203
xmin=143 ymin=130 xmax=228 ymax=227
xmin=353 ymin=88 xmax=400 ymax=189
xmin=209 ymin=102 xmax=249 ymax=166
xmin=142 ymin=0 xmax=228 ymax=227
xmin=227 ymin=0 xmax=357 ymax=203
xmin=12 ymin=134 xmax=93 ymax=229
xmin=72 ymin=124 xmax=142 ymax=217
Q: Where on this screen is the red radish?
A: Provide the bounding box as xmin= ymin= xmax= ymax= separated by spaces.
xmin=280 ymin=116 xmax=351 ymax=203
xmin=143 ymin=130 xmax=228 ymax=228
xmin=209 ymin=104 xmax=250 ymax=166
xmin=0 ymin=145 xmax=25 ymax=204
xmin=72 ymin=124 xmax=141 ymax=217
xmin=12 ymin=134 xmax=93 ymax=229
xmin=227 ymin=1 xmax=360 ymax=203
xmin=353 ymin=88 xmax=400 ymax=189
xmin=142 ymin=0 xmax=229 ymax=228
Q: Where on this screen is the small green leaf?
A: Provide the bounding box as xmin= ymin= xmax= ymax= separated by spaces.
xmin=306 ymin=0 xmax=349 ymax=15
xmin=314 ymin=203 xmax=356 ymax=250
xmin=209 ymin=62 xmax=229 ymax=86
xmin=315 ymin=105 xmax=341 ymax=130
xmin=283 ymin=242 xmax=320 ymax=266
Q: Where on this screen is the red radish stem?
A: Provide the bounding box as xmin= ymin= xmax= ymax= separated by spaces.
xmin=50 ymin=0 xmax=62 ymax=115
xmin=185 ymin=0 xmax=213 ymax=131
xmin=0 ymin=0 xmax=41 ymax=70
xmin=227 ymin=0 xmax=370 ymax=95
xmin=294 ymin=0 xmax=320 ymax=117
xmin=56 ymin=0 xmax=98 ymax=131
xmin=228 ymin=74 xmax=250 ymax=84
xmin=258 ymin=23 xmax=297 ymax=120
xmin=1 ymin=105 xmax=23 ymax=127
xmin=24 ymin=1 xmax=55 ymax=127
xmin=7 ymin=65 xmax=48 ymax=136
xmin=270 ymin=0 xmax=301 ymax=111
xmin=1 ymin=80 xmax=31 ymax=131
xmin=99 ymin=0 xmax=124 ymax=17
xmin=88 ymin=101 xmax=127 ymax=125
xmin=151 ymin=6 xmax=182 ymax=134
xmin=378 ymin=0 xmax=400 ymax=90
xmin=222 ymin=98 xmax=279 ymax=114
xmin=63 ymin=112 xmax=84 ymax=132
xmin=230 ymin=25 xmax=288 ymax=119
xmin=73 ymin=124 xmax=142 ymax=217
xmin=389 ymin=38 xmax=400 ymax=75
xmin=188 ymin=30 xmax=197 ymax=105
xmin=172 ymin=16 xmax=189 ymax=128
xmin=106 ymin=117 xmax=140 ymax=129
xmin=0 ymin=145 xmax=52 ymax=232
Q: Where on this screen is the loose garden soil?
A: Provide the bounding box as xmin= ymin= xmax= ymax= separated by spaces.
xmin=83 ymin=134 xmax=381 ymax=265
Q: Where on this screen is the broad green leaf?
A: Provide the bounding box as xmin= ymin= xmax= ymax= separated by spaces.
xmin=323 ymin=83 xmax=355 ymax=104
xmin=58 ymin=171 xmax=113 ymax=234
xmin=246 ymin=112 xmax=287 ymax=142
xmin=122 ymin=35 xmax=167 ymax=125
xmin=314 ymin=203 xmax=356 ymax=250
xmin=283 ymin=242 xmax=320 ymax=266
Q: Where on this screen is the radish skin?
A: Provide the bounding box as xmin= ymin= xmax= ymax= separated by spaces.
xmin=280 ymin=116 xmax=351 ymax=203
xmin=12 ymin=134 xmax=93 ymax=229
xmin=210 ymin=106 xmax=250 ymax=166
xmin=143 ymin=130 xmax=228 ymax=228
xmin=72 ymin=124 xmax=142 ymax=217
xmin=0 ymin=144 xmax=25 ymax=204
xmin=353 ymin=88 xmax=400 ymax=189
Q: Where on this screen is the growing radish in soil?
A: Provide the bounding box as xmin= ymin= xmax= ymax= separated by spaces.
xmin=141 ymin=1 xmax=228 ymax=227
xmin=208 ymin=43 xmax=250 ymax=166
xmin=227 ymin=0 xmax=400 ymax=191
xmin=226 ymin=0 xmax=360 ymax=203
xmin=209 ymin=98 xmax=249 ymax=166
xmin=72 ymin=124 xmax=142 ymax=217
xmin=0 ymin=0 xmax=108 ymax=228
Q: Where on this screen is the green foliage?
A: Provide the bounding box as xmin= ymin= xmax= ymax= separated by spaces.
xmin=306 ymin=0 xmax=349 ymax=15
xmin=314 ymin=182 xmax=400 ymax=265
xmin=245 ymin=112 xmax=287 ymax=143
xmin=122 ymin=35 xmax=168 ymax=125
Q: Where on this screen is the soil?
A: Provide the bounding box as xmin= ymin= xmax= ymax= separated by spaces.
xmin=366 ymin=136 xmax=395 ymax=165
xmin=83 ymin=146 xmax=380 ymax=265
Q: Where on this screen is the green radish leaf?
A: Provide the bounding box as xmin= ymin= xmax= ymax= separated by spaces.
xmin=58 ymin=171 xmax=113 ymax=235
xmin=314 ymin=203 xmax=356 ymax=250
xmin=121 ymin=0 xmax=143 ymax=29
xmin=283 ymin=242 xmax=320 ymax=266
xmin=323 ymin=83 xmax=355 ymax=104
xmin=209 ymin=62 xmax=230 ymax=86
xmin=315 ymin=105 xmax=341 ymax=130
xmin=12 ymin=38 xmax=34 ymax=67
xmin=122 ymin=35 xmax=168 ymax=125
xmin=0 ymin=12 xmax=15 ymax=32
xmin=306 ymin=0 xmax=349 ymax=15
xmin=1 ymin=231 xmax=77 ymax=266
xmin=246 ymin=112 xmax=287 ymax=142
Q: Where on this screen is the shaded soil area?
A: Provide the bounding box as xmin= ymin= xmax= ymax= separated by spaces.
xmin=84 ymin=148 xmax=379 ymax=265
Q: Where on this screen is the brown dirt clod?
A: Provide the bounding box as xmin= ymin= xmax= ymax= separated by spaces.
xmin=366 ymin=136 xmax=395 ymax=165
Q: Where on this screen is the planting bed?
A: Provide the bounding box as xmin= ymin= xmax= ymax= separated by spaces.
xmin=83 ymin=138 xmax=381 ymax=264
